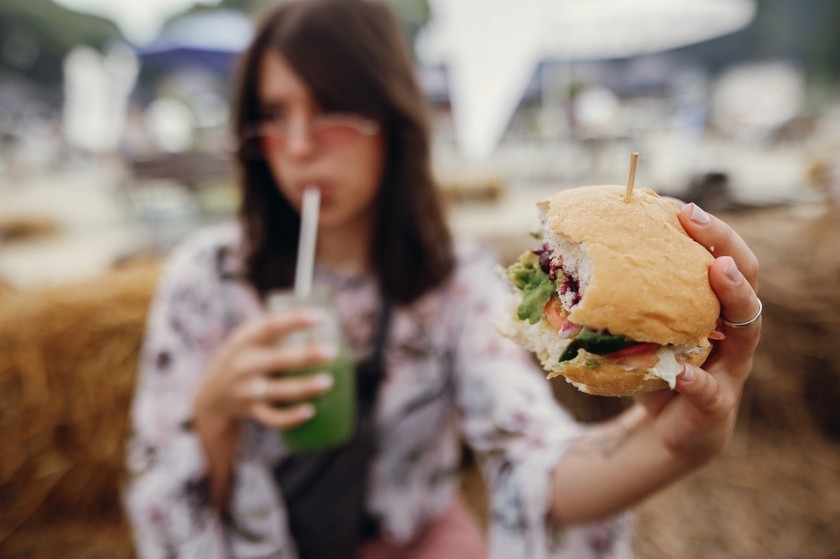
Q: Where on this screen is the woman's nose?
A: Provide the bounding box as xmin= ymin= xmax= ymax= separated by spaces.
xmin=285 ymin=121 xmax=318 ymax=160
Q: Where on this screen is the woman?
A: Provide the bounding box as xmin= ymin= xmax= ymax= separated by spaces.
xmin=123 ymin=1 xmax=762 ymax=558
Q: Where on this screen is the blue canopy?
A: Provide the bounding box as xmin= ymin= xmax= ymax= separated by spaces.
xmin=137 ymin=9 xmax=253 ymax=73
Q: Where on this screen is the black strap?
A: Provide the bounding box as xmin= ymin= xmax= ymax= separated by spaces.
xmin=356 ymin=297 xmax=391 ymax=404
xmin=273 ymin=296 xmax=392 ymax=559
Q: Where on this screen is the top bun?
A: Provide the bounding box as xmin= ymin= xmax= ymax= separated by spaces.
xmin=539 ymin=185 xmax=719 ymax=347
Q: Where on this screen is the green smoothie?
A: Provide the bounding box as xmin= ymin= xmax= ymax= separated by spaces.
xmin=281 ymin=345 xmax=356 ymax=451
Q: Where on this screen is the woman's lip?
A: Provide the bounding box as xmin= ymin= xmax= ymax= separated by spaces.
xmin=299 ymin=182 xmax=333 ymax=201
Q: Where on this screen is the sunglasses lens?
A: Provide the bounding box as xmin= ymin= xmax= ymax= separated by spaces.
xmin=238 ymin=117 xmax=376 ymax=158
xmin=314 ymin=125 xmax=366 ymax=148
xmin=261 ymin=134 xmax=285 ymax=154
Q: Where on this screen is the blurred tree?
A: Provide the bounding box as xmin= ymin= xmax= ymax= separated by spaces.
xmin=0 ymin=0 xmax=123 ymax=87
xmin=163 ymin=0 xmax=430 ymax=55
xmin=213 ymin=0 xmax=431 ymax=34
xmin=217 ymin=0 xmax=276 ymax=16
xmin=671 ymin=0 xmax=840 ymax=88
xmin=806 ymin=1 xmax=840 ymax=84
xmin=387 ymin=0 xmax=431 ymax=39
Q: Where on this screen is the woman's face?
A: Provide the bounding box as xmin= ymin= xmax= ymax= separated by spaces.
xmin=256 ymin=51 xmax=385 ymax=232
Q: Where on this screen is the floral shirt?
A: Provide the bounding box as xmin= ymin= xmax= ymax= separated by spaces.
xmin=123 ymin=222 xmax=634 ymax=559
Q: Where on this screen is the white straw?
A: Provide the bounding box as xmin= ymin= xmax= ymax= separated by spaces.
xmin=294 ymin=186 xmax=321 ymax=298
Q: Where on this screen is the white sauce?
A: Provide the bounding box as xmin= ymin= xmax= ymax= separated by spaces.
xmin=650 ymin=346 xmax=683 ymax=389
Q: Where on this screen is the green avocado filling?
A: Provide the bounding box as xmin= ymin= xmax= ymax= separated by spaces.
xmin=559 ymin=328 xmax=641 ymax=362
xmin=505 ymin=252 xmax=556 ymax=324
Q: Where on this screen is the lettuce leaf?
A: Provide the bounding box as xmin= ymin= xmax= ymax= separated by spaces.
xmin=558 ymin=328 xmax=640 ymax=361
xmin=505 ymin=252 xmax=556 ymax=324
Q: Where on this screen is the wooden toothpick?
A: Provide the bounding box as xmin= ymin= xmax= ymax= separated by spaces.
xmin=625 ymin=152 xmax=639 ymax=201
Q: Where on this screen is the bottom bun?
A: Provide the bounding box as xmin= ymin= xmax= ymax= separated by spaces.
xmin=544 ymin=346 xmax=712 ymax=397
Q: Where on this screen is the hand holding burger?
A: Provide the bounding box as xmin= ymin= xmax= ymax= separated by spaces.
xmin=524 ymin=170 xmax=763 ymax=523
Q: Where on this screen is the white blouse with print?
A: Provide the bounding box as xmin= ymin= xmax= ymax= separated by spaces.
xmin=123 ymin=222 xmax=634 ymax=559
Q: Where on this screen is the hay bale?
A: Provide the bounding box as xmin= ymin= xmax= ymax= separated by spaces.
xmin=0 ymin=263 xmax=159 ymax=556
xmin=0 ymin=519 xmax=135 ymax=559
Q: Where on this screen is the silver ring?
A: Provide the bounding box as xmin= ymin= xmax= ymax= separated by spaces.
xmin=250 ymin=376 xmax=269 ymax=401
xmin=721 ymin=298 xmax=763 ymax=329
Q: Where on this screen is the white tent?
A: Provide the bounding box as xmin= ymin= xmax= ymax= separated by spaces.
xmin=417 ymin=0 xmax=757 ymax=160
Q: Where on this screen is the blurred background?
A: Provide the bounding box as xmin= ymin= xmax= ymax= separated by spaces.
xmin=0 ymin=0 xmax=839 ymax=283
xmin=0 ymin=1 xmax=838 ymax=558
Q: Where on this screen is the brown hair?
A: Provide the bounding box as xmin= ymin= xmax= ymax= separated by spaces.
xmin=233 ymin=0 xmax=454 ymax=305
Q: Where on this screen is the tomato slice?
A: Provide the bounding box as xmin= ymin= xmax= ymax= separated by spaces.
xmin=543 ymin=298 xmax=567 ymax=330
xmin=608 ymin=342 xmax=659 ymax=359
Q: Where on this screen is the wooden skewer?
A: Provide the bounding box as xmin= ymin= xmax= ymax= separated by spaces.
xmin=625 ymin=152 xmax=639 ymax=201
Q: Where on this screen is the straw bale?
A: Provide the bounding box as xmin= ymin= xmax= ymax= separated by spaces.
xmin=0 ymin=519 xmax=134 ymax=559
xmin=0 ymin=262 xmax=160 ymax=555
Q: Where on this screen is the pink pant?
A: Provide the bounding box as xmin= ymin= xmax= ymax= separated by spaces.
xmin=357 ymin=499 xmax=487 ymax=559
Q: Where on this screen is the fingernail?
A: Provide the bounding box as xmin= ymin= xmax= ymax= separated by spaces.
xmin=299 ymin=403 xmax=316 ymax=419
xmin=681 ymin=365 xmax=695 ymax=383
xmin=689 ymin=203 xmax=710 ymax=225
xmin=302 ymin=309 xmax=325 ymax=324
xmin=313 ymin=373 xmax=334 ymax=390
xmin=318 ymin=345 xmax=338 ymax=360
xmin=725 ymin=257 xmax=742 ymax=284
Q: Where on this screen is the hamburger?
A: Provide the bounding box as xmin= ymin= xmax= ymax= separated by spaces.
xmin=497 ymin=185 xmax=721 ymax=397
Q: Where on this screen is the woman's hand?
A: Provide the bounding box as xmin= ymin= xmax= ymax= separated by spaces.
xmin=637 ymin=202 xmax=761 ymax=463
xmin=550 ymin=202 xmax=761 ymax=523
xmin=193 ymin=309 xmax=338 ymax=434
xmin=192 ymin=309 xmax=337 ymax=510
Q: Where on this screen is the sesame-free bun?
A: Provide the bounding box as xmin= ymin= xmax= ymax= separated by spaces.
xmin=541 ymin=185 xmax=719 ymax=347
xmin=497 ymin=184 xmax=720 ymax=397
